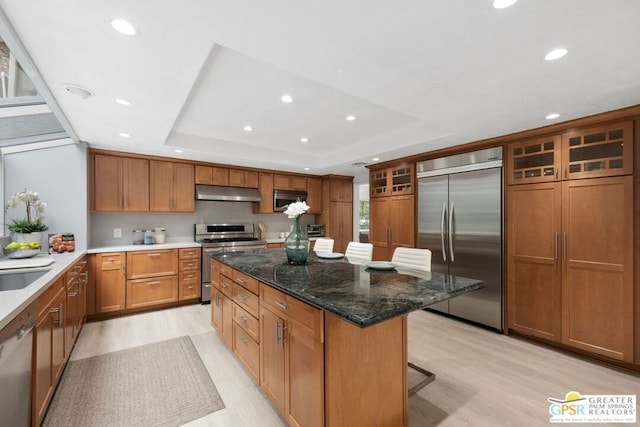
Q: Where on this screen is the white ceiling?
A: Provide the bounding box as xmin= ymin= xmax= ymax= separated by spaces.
xmin=1 ymin=0 xmax=639 ymax=181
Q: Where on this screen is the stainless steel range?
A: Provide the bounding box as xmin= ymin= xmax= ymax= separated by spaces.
xmin=195 ymin=223 xmax=266 ymax=303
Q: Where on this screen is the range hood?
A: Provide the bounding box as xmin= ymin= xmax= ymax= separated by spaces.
xmin=195 ymin=184 xmax=262 ymax=202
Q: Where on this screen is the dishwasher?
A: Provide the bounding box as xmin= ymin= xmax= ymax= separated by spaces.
xmin=0 ymin=301 xmax=37 ymax=427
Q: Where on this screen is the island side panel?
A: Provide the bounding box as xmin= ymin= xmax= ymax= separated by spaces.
xmin=324 ymin=313 xmax=408 ymax=427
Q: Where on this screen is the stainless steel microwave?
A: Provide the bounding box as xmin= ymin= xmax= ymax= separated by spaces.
xmin=273 ymin=190 xmax=308 ymax=211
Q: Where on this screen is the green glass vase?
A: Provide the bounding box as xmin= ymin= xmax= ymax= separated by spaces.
xmin=284 ymin=216 xmax=309 ymax=265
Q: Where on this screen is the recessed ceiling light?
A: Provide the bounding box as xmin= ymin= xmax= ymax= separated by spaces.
xmin=174 ymin=149 xmax=183 ymax=153
xmin=243 ymin=125 xmax=253 ymax=132
xmin=281 ymin=94 xmax=293 ymax=103
xmin=115 ymin=98 xmax=131 ymax=106
xmin=546 ymin=113 xmax=560 ymax=120
xmin=372 ymin=157 xmax=380 ymax=161
xmin=64 ymin=84 xmax=93 ymax=99
xmin=111 ymin=19 xmax=136 ymax=36
xmin=304 ymin=167 xmax=310 ymax=171
xmin=545 ymin=48 xmax=568 ymax=61
xmin=300 ymin=137 xmax=309 ymax=143
xmin=346 ymin=115 xmax=356 ymax=121
xmin=493 ymin=0 xmax=518 ymax=9
xmin=119 ymin=132 xmax=131 ymax=138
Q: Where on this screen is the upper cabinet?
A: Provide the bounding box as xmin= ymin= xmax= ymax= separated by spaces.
xmin=254 ymin=172 xmax=274 ymax=214
xmin=507 ymin=135 xmax=562 ymax=185
xmin=306 ymin=177 xmax=322 ymax=214
xmin=562 ymin=120 xmax=633 ymax=180
xmin=370 ymin=164 xmax=414 ymax=197
xmin=91 ymin=154 xmax=149 ymax=212
xmin=229 ymin=168 xmax=259 ymax=188
xmin=149 ymin=161 xmax=195 ymax=212
xmin=195 ymin=165 xmax=229 ymax=185
xmin=273 ymin=173 xmax=307 ymax=191
xmin=327 ymin=177 xmax=352 ymax=202
xmin=507 ymin=120 xmax=634 ymax=185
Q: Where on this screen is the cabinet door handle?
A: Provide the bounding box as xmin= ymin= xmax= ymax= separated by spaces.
xmin=564 ymin=166 xmax=567 ymax=178
xmin=274 ymin=301 xmax=288 ymax=310
xmin=554 ymin=232 xmax=559 ymax=260
xmin=215 ymin=293 xmax=220 ymax=307
xmin=555 ymin=168 xmax=558 ymax=179
xmin=275 ymin=321 xmax=282 ymax=346
xmin=388 ymin=227 xmax=392 ymax=245
xmin=51 ymin=304 xmax=63 ymax=326
xmin=563 ymin=232 xmax=567 ymax=260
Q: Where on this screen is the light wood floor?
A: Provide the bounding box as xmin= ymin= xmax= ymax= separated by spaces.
xmin=70 ymin=304 xmax=640 ymax=426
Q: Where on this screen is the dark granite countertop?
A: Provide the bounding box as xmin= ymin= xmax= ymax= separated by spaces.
xmin=211 ymin=249 xmax=484 ymax=328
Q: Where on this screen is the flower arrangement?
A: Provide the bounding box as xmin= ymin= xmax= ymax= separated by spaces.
xmin=283 ymin=200 xmax=310 ymax=218
xmin=5 ymin=188 xmax=49 ymax=234
xmin=283 ymin=200 xmax=310 ymax=265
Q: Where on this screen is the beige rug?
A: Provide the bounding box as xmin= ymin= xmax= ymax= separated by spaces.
xmin=43 ymin=336 xmax=225 ymax=427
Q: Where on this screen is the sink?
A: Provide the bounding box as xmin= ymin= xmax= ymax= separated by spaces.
xmin=0 ymin=270 xmax=49 ymax=291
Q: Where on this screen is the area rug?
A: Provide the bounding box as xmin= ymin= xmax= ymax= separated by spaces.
xmin=43 ymin=336 xmax=225 ymax=427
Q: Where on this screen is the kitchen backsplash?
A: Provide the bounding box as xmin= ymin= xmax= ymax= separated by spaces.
xmin=90 ymin=200 xmax=317 ymax=247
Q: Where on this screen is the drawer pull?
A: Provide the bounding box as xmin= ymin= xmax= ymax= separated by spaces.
xmin=187 ymin=286 xmax=193 ymax=290
xmin=221 ymin=282 xmax=229 ymax=288
xmin=67 ymin=291 xmax=78 ymax=297
xmin=240 ymin=316 xmax=249 ymax=324
xmin=239 ymin=335 xmax=248 ymax=345
xmin=147 ymin=253 xmax=161 ymax=257
xmin=236 ymin=278 xmax=246 ymax=284
xmin=148 ymin=281 xmax=161 ymax=285
xmin=238 ymin=294 xmax=248 ymax=302
xmin=274 ymin=301 xmax=288 ymax=310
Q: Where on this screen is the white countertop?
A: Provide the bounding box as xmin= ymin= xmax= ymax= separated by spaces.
xmin=87 ymin=242 xmax=201 ymax=253
xmin=0 ymin=251 xmax=85 ymax=331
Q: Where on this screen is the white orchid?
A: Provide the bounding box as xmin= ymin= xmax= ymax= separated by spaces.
xmin=5 ymin=188 xmax=48 ymax=233
xmin=283 ymin=200 xmax=310 ymax=218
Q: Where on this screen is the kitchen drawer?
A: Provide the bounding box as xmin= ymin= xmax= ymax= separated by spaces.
xmin=179 ymin=282 xmax=200 ymax=300
xmin=99 ymin=252 xmax=124 ymax=270
xmin=179 ymin=247 xmax=201 ymax=259
xmin=220 ymin=275 xmax=233 ymax=298
xmin=179 ymin=258 xmax=200 ymax=271
xmin=232 ymin=269 xmax=259 ymax=295
xmin=219 ymin=263 xmax=233 ymax=279
xmin=232 ymin=303 xmax=259 ymax=343
xmin=37 ymin=277 xmax=65 ymax=317
xmin=179 ymin=270 xmax=200 ymax=285
xmin=261 ymin=283 xmax=324 ymax=342
xmin=232 ymin=282 xmax=259 ymax=318
xmin=127 ymin=249 xmax=178 ymax=279
xmin=232 ymin=322 xmax=259 ymax=382
xmin=211 ymin=259 xmax=222 ymax=288
xmin=126 ymin=275 xmax=178 ymax=308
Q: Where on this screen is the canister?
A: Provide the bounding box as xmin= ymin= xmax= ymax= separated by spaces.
xmin=153 ymin=227 xmax=166 ymax=244
xmin=143 ymin=230 xmax=154 ymax=245
xmin=132 ymin=229 xmax=144 ymax=245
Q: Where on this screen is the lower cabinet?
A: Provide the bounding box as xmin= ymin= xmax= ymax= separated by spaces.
xmin=126 ymin=276 xmax=178 ymax=309
xmin=211 ymin=289 xmax=233 ymax=347
xmin=95 ymin=252 xmax=126 ymax=313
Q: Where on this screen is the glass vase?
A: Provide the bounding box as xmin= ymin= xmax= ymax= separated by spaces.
xmin=284 ymin=216 xmax=309 ymax=265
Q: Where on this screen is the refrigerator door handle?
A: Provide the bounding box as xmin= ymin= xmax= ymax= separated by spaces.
xmin=449 ymin=202 xmax=455 ymax=262
xmin=440 ymin=202 xmax=447 ymax=262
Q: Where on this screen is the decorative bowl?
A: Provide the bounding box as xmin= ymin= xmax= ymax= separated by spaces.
xmin=5 ymin=248 xmax=41 ymax=259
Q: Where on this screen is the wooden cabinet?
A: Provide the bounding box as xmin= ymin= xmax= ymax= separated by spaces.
xmin=254 ymin=172 xmax=274 ymax=214
xmin=91 ymin=154 xmax=149 ymax=211
xmin=64 ymin=260 xmax=85 ymax=355
xmin=317 ymin=176 xmax=353 ymax=253
xmin=95 ymin=252 xmax=126 ymax=313
xmin=195 ymin=165 xmax=229 ymax=185
xmin=126 ymin=249 xmax=179 ymax=308
xmin=229 ymin=168 xmax=259 ymax=188
xmin=562 ymin=121 xmax=633 ymax=180
xmin=211 ymin=289 xmax=233 ymax=347
xmin=507 ymin=121 xmax=634 ymax=185
xmin=507 ymin=176 xmax=634 ymax=361
xmin=370 ymin=164 xmax=414 ymax=197
xmin=179 ymin=248 xmax=201 ymax=300
xmin=274 ymin=173 xmax=307 ymax=191
xmin=231 ymin=270 xmax=260 ymax=380
xmin=306 ymin=177 xmax=322 ymax=214
xmin=370 ymin=194 xmax=415 ymax=261
xmin=260 ymin=283 xmax=324 ymax=427
xmin=507 ymin=135 xmax=561 ymax=185
xmin=33 ymin=278 xmax=65 ymax=427
xmin=149 ymin=160 xmax=195 ymax=212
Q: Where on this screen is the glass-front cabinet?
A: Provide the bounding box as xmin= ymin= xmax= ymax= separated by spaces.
xmin=507 ymin=120 xmax=634 ymax=185
xmin=370 ymin=164 xmax=414 ymax=197
xmin=507 ymin=135 xmax=561 ymax=185
xmin=562 ymin=120 xmax=633 ymax=180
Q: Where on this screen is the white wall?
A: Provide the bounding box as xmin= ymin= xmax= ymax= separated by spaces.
xmin=3 ymin=140 xmax=88 ymax=250
xmin=90 ymin=201 xmax=317 ymax=247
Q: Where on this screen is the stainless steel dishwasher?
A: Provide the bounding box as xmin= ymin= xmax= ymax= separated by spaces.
xmin=0 ymin=301 xmax=37 ymax=427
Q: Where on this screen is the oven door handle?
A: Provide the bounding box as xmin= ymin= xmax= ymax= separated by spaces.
xmin=203 ymin=248 xmax=225 ymax=254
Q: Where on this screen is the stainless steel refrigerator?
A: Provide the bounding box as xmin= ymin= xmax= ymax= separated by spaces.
xmin=417 ymin=147 xmax=503 ymax=331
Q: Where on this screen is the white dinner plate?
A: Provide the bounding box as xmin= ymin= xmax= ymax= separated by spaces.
xmin=365 ymin=261 xmax=397 ymax=270
xmin=317 ymin=252 xmax=344 ymax=259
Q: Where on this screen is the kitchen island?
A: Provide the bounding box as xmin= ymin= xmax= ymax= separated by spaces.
xmin=211 ymin=249 xmax=484 ymax=427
